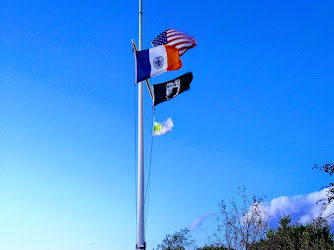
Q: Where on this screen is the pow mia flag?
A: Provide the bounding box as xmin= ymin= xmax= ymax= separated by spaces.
xmin=153 ymin=72 xmax=193 ymax=106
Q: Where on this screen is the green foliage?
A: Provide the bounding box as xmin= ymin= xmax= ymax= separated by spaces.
xmin=250 ymin=215 xmax=334 ymax=249
xmin=196 ymin=244 xmax=228 ymax=250
xmin=154 ymin=228 xmax=196 ymax=250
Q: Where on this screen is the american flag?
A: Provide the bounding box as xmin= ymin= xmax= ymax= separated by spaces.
xmin=151 ymin=29 xmax=197 ymax=56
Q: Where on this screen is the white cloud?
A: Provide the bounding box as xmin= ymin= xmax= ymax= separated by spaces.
xmin=190 ymin=211 xmax=216 ymax=231
xmin=191 ymin=190 xmax=333 ymax=232
xmin=262 ymin=189 xmax=334 ymax=226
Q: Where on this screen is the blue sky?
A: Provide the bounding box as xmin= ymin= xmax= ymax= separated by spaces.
xmin=1 ymin=0 xmax=334 ymax=249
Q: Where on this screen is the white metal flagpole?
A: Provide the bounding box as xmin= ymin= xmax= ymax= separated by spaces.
xmin=136 ymin=0 xmax=145 ymax=247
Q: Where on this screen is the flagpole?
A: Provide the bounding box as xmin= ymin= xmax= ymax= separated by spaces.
xmin=136 ymin=0 xmax=145 ymax=246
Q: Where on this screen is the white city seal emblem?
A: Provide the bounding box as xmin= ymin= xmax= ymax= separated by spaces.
xmin=153 ymin=56 xmax=164 ymax=69
xmin=166 ymin=79 xmax=181 ymax=100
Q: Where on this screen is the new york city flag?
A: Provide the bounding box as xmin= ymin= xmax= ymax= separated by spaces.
xmin=135 ymin=45 xmax=182 ymax=83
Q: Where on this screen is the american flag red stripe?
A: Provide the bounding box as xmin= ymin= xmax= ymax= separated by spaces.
xmin=167 ymin=29 xmax=197 ymax=56
xmin=152 ymin=29 xmax=197 ymax=56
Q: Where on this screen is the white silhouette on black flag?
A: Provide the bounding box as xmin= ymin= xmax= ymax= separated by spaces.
xmin=152 ymin=72 xmax=193 ymax=106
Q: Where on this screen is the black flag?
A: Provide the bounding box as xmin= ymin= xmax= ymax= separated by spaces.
xmin=153 ymin=72 xmax=193 ymax=106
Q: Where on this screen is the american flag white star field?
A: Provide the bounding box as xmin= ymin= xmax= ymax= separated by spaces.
xmin=151 ymin=29 xmax=197 ymax=56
